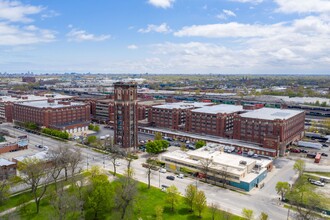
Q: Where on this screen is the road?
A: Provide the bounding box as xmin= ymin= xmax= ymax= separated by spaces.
xmin=1 ymin=123 xmax=297 ymax=219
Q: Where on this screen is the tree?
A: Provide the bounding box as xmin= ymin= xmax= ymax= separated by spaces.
xmin=219 ymin=165 xmax=229 ymax=187
xmin=210 ymin=203 xmax=219 ymax=220
xmin=275 ymin=181 xmax=290 ymax=201
xmin=185 ymin=184 xmax=197 ymax=212
xmin=84 ymin=167 xmax=113 ymax=220
xmin=114 ymin=175 xmax=138 ymax=220
xmin=154 ymin=132 xmax=162 ymax=140
xmin=166 ymin=185 xmax=180 ymax=212
xmin=17 ymin=158 xmax=50 ymax=213
xmin=108 ymin=146 xmax=124 ymax=176
xmin=293 ymin=159 xmax=305 ymax=179
xmin=242 ymin=208 xmax=254 ymax=220
xmin=200 ymin=158 xmax=213 ymax=183
xmin=195 ymin=140 xmax=206 ymax=149
xmin=93 ymin=125 xmax=100 ymax=132
xmin=155 ymin=205 xmax=164 ymax=220
xmin=146 ymin=140 xmax=169 ymax=154
xmin=259 ymin=212 xmax=269 ymax=220
xmin=87 ymin=136 xmax=97 ymax=144
xmin=68 ymin=147 xmax=83 ymax=179
xmin=0 ymin=180 xmax=10 ymax=205
xmin=146 ymin=157 xmax=157 ymax=189
xmin=323 ymin=118 xmax=330 ymax=135
xmin=194 ymin=190 xmax=207 ymax=218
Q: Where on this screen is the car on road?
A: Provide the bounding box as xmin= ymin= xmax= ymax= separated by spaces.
xmin=166 ymin=175 xmax=175 ymax=180
xmin=290 ymin=148 xmax=300 ymax=153
xmin=35 ymin=144 xmax=43 ymax=148
xmin=322 ymin=144 xmax=328 ymax=147
xmin=159 ymin=168 xmax=166 ymax=173
xmin=311 ymin=181 xmax=325 ymax=187
xmin=161 ymin=184 xmax=169 ymax=191
xmin=321 ymin=153 xmax=328 ymax=157
xmin=115 ymin=161 xmax=121 ymax=166
xmin=177 ymin=174 xmax=184 ymax=179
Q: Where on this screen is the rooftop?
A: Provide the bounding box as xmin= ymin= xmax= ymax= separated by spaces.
xmin=0 ymin=158 xmax=15 ymax=166
xmin=17 ymin=100 xmax=85 ymax=109
xmin=240 ymin=108 xmax=304 ymax=120
xmin=153 ymin=102 xmax=212 ymax=110
xmin=0 ymin=94 xmax=73 ymax=103
xmin=191 ymin=104 xmax=244 ymax=114
xmin=138 ymin=100 xmax=166 ymax=106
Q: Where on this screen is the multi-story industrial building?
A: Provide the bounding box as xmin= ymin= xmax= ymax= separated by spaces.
xmin=148 ymin=102 xmax=212 ymax=130
xmin=94 ymin=99 xmax=114 ymax=123
xmin=0 ymin=94 xmax=73 ymax=122
xmin=13 ymin=99 xmax=90 ymax=133
xmin=137 ymin=100 xmax=165 ymax=121
xmin=114 ymin=82 xmax=138 ymax=149
xmin=233 ymin=108 xmax=305 ymax=156
xmin=185 ymin=104 xmax=244 ymax=137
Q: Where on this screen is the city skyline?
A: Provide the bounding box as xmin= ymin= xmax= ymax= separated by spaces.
xmin=1 ymin=0 xmax=330 ymax=74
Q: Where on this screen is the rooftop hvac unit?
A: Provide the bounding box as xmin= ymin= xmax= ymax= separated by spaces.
xmin=239 ymin=160 xmax=247 ymax=165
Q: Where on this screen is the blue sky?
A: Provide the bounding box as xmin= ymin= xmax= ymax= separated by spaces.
xmin=0 ymin=0 xmax=330 ymax=74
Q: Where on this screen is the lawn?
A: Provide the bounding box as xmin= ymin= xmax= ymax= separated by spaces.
xmin=305 ymin=172 xmax=330 ymax=178
xmin=3 ymin=180 xmax=243 ymax=220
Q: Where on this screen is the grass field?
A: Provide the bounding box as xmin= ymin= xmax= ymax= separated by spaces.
xmin=2 ymin=180 xmax=243 ymax=220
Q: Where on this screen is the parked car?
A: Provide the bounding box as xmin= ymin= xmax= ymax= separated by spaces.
xmin=35 ymin=144 xmax=42 ymax=148
xmin=311 ymin=181 xmax=325 ymax=187
xmin=300 ymin=149 xmax=308 ymax=153
xmin=290 ymin=148 xmax=301 ymax=153
xmin=321 ymin=153 xmax=328 ymax=157
xmin=177 ymin=174 xmax=184 ymax=179
xmin=166 ymin=175 xmax=175 ymax=180
xmin=161 ymin=184 xmax=169 ymax=191
xmin=159 ymin=168 xmax=167 ymax=173
xmin=115 ymin=161 xmax=121 ymax=166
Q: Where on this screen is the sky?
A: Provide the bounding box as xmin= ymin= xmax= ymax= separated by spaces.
xmin=0 ymin=0 xmax=330 ymax=74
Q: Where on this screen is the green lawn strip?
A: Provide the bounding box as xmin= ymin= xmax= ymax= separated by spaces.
xmin=305 ymin=172 xmax=330 ymax=178
xmin=0 ymin=179 xmax=75 ymax=213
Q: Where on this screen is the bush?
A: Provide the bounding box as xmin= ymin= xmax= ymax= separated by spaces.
xmin=41 ymin=128 xmax=69 ymax=139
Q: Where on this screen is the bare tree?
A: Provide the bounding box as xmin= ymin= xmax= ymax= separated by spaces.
xmin=17 ymin=158 xmax=51 ymax=213
xmin=108 ymin=146 xmax=124 ymax=176
xmin=146 ymin=157 xmax=157 ymax=189
xmin=219 ymin=165 xmax=230 ymax=188
xmin=47 ymin=148 xmax=65 ymax=192
xmin=114 ymin=175 xmax=138 ymax=220
xmin=68 ymin=147 xmax=83 ymax=178
xmin=199 ymin=158 xmax=213 ymax=183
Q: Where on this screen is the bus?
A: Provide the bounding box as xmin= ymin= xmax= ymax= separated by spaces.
xmin=314 ymin=153 xmax=321 ymax=163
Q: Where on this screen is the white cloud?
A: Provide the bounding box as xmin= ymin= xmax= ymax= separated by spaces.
xmin=275 ymin=0 xmax=330 ymax=14
xmin=217 ymin=9 xmax=237 ymax=20
xmin=41 ymin=10 xmax=60 ymax=19
xmin=127 ymin=44 xmax=138 ymax=50
xmin=229 ymin=0 xmax=263 ymax=4
xmin=67 ymin=28 xmax=110 ymax=42
xmin=147 ymin=0 xmax=175 ymax=9
xmin=138 ymin=23 xmax=172 ymax=33
xmin=0 ymin=1 xmax=43 ymax=23
xmin=0 ymin=22 xmax=55 ymax=45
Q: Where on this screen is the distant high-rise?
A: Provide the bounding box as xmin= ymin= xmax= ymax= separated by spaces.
xmin=113 ymin=82 xmax=138 ymax=149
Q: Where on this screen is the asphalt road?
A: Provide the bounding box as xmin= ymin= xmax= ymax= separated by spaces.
xmin=0 ymin=123 xmax=299 ymax=219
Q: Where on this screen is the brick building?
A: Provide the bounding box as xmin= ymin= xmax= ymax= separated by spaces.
xmin=148 ymin=102 xmax=212 ymax=130
xmin=0 ymin=94 xmax=73 ymax=122
xmin=0 ymin=158 xmax=16 ymax=180
xmin=233 ymin=108 xmax=305 ymax=156
xmin=94 ymin=99 xmax=114 ymax=123
xmin=137 ymin=100 xmax=165 ymax=121
xmin=13 ymin=99 xmax=90 ymax=133
xmin=185 ymin=104 xmax=244 ymax=137
xmin=114 ymin=82 xmax=138 ymax=149
xmin=22 ymin=76 xmax=36 ymax=83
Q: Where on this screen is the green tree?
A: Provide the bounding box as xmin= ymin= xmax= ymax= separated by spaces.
xmin=194 ymin=190 xmax=207 ymax=218
xmin=84 ymin=167 xmax=113 ymax=220
xmin=166 ymin=185 xmax=180 ymax=212
xmin=323 ymin=118 xmax=330 ymax=134
xmin=259 ymin=212 xmax=268 ymax=220
xmin=146 ymin=140 xmax=169 ymax=154
xmin=154 ymin=132 xmax=162 ymax=140
xmin=195 ymin=140 xmax=206 ymax=149
xmin=155 ymin=205 xmax=164 ymax=220
xmin=93 ymin=125 xmax=100 ymax=132
xmin=293 ymin=159 xmax=305 ymax=179
xmin=185 ymin=184 xmax=197 ymax=212
xmin=0 ymin=180 xmax=10 ymax=205
xmin=275 ymin=181 xmax=290 ymax=201
xmin=242 ymin=208 xmax=254 ymax=220
xmin=17 ymin=158 xmax=50 ymax=213
xmin=87 ymin=135 xmax=97 ymax=144
xmin=88 ymin=124 xmax=94 ymax=130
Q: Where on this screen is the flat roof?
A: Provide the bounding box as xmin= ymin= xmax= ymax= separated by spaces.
xmin=14 ymin=151 xmax=49 ymax=162
xmin=153 ymin=102 xmax=211 ymax=110
xmin=0 ymin=158 xmax=15 ymax=166
xmin=240 ymin=108 xmax=304 ymax=120
xmin=0 ymin=94 xmax=73 ymax=103
xmin=142 ymin=126 xmax=276 ymax=153
xmin=17 ymin=100 xmax=85 ymax=108
xmin=138 ymin=100 xmax=166 ymax=106
xmin=191 ymin=104 xmax=243 ymax=114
